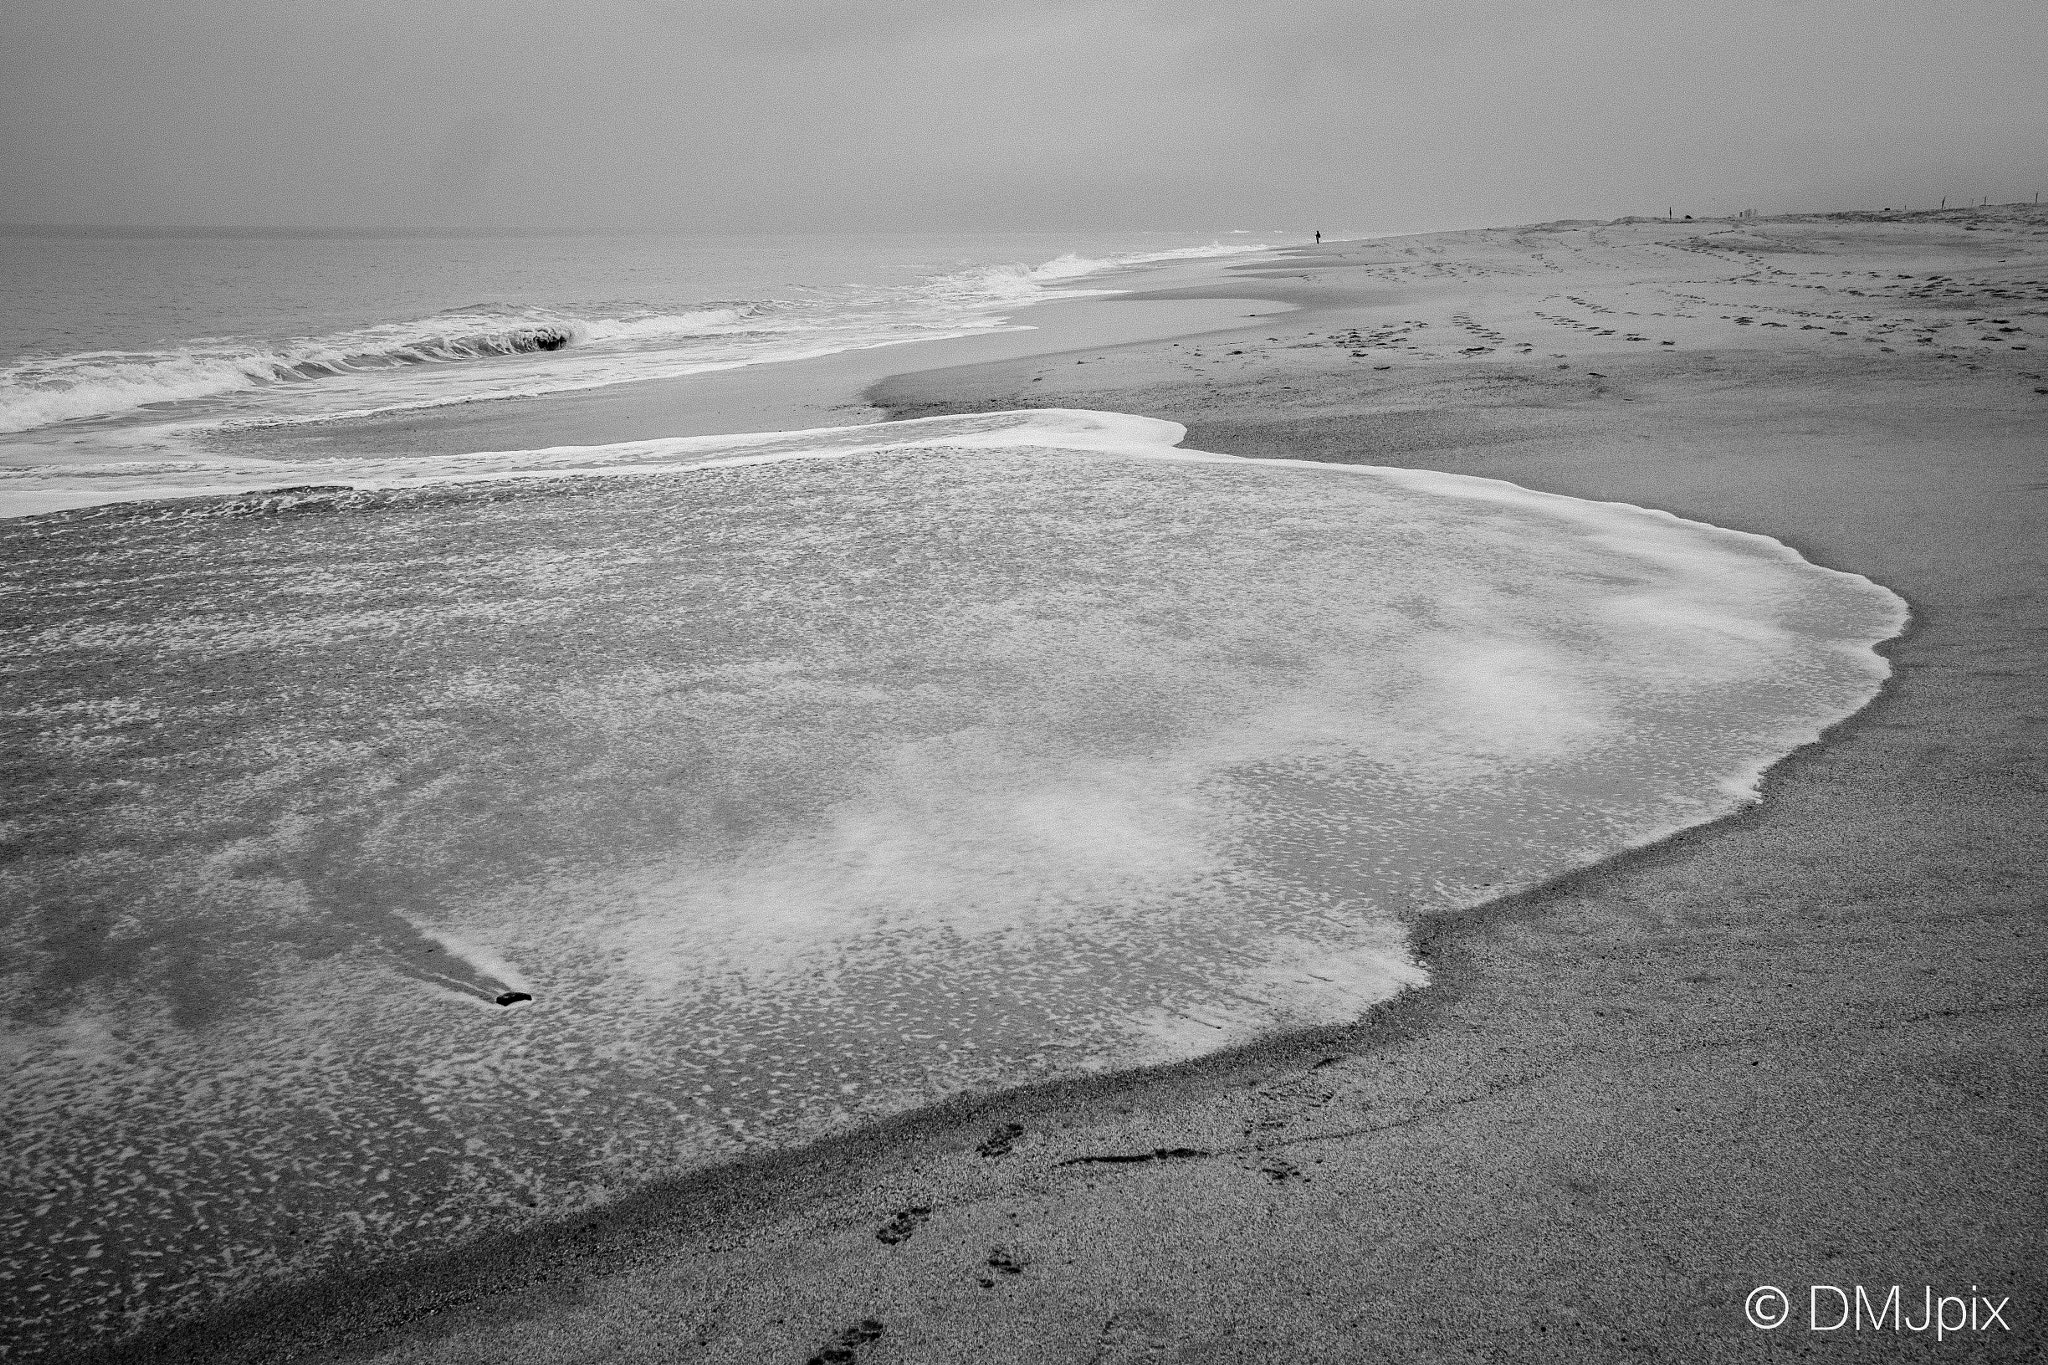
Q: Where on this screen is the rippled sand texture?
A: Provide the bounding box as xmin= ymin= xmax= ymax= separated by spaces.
xmin=0 ymin=414 xmax=1901 ymax=1348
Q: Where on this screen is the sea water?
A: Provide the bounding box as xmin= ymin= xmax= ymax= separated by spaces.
xmin=0 ymin=409 xmax=1905 ymax=1352
xmin=0 ymin=228 xmax=1268 ymax=463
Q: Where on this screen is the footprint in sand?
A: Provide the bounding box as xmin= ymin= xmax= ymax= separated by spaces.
xmin=979 ymin=1244 xmax=1028 ymax=1286
xmin=976 ymin=1122 xmax=1025 ymax=1158
xmin=875 ymin=1206 xmax=930 ymax=1245
xmin=806 ymin=1318 xmax=885 ymax=1365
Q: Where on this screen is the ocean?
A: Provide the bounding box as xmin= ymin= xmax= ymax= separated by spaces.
xmin=0 ymin=233 xmax=1906 ymax=1356
xmin=0 ymin=228 xmax=1270 ymax=476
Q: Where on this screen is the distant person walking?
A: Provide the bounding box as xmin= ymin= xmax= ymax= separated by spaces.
xmin=1314 ymin=230 xmax=1321 ymax=244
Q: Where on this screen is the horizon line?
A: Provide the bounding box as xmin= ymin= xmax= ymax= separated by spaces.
xmin=5 ymin=199 xmax=2041 ymax=242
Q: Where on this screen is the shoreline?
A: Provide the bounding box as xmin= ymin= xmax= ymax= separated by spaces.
xmin=0 ymin=264 xmax=1299 ymax=517
xmin=71 ymin=662 xmax=1935 ymax=1365
xmin=49 ymin=209 xmax=2048 ymax=1363
xmin=64 ymin=686 xmax=1919 ymax=1365
xmin=160 ymin=256 xmax=1300 ymax=464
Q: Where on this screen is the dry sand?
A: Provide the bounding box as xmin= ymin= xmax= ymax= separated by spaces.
xmin=78 ymin=209 xmax=2046 ymax=1363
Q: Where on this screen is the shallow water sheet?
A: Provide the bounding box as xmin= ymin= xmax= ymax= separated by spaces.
xmin=0 ymin=409 xmax=1905 ymax=1350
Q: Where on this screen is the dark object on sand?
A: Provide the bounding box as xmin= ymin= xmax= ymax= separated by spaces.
xmin=986 ymin=1245 xmax=1027 ymax=1275
xmin=1058 ymin=1145 xmax=1214 ymax=1167
xmin=494 ymin=991 xmax=532 ymax=1006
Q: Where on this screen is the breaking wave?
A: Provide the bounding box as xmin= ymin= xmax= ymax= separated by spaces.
xmin=0 ymin=242 xmax=1269 ymax=437
xmin=0 ymin=304 xmax=754 ymax=434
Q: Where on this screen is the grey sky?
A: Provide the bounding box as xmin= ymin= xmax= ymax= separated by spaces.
xmin=3 ymin=0 xmax=2043 ymax=232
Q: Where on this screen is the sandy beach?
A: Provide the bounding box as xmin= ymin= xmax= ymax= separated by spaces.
xmin=54 ymin=208 xmax=2048 ymax=1363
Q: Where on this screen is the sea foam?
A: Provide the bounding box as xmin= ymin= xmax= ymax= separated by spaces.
xmin=0 ymin=243 xmax=1270 ymax=445
xmin=0 ymin=411 xmax=1904 ymax=1353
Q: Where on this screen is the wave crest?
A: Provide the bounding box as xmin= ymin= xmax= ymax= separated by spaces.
xmin=927 ymin=241 xmax=1268 ymax=304
xmin=0 ymin=241 xmax=1269 ymax=437
xmin=0 ymin=303 xmax=754 ymax=434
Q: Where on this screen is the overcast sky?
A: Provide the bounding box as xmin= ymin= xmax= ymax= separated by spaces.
xmin=3 ymin=0 xmax=2043 ymax=234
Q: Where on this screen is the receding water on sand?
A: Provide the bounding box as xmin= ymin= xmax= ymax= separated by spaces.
xmin=0 ymin=412 xmax=1904 ymax=1352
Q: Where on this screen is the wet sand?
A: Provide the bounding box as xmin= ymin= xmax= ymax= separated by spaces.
xmin=73 ymin=209 xmax=2046 ymax=1363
